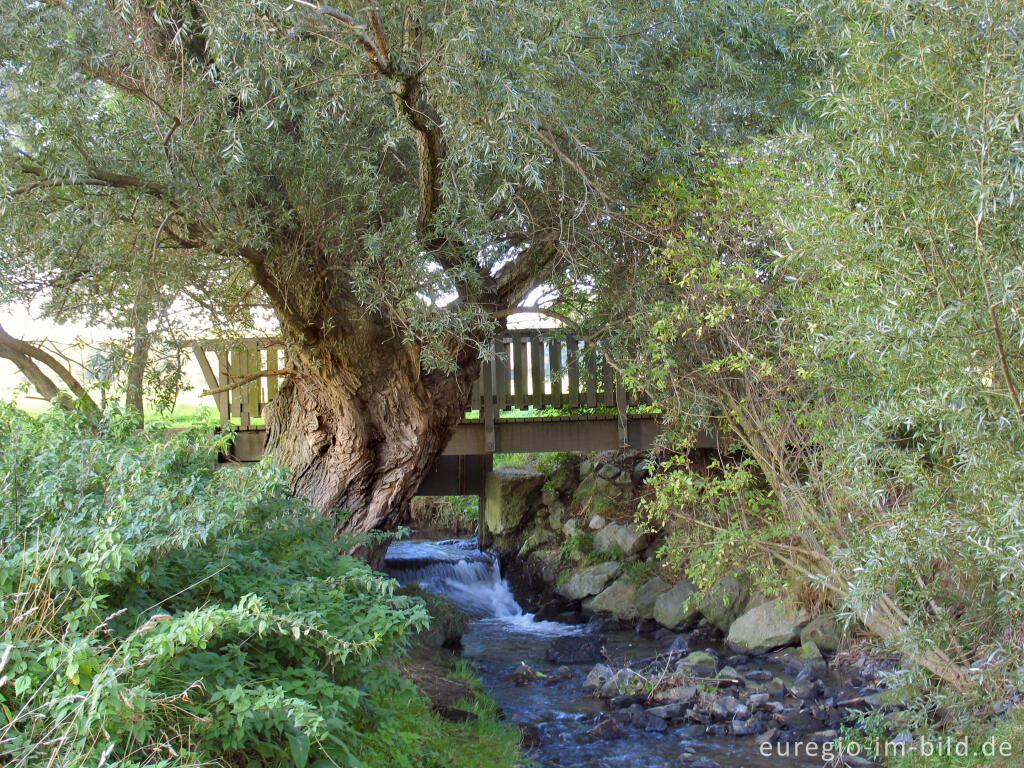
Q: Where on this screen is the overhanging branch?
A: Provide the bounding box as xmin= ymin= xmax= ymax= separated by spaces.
xmin=201 ymin=368 xmax=300 ymax=397
xmin=0 ymin=323 xmax=100 ymax=415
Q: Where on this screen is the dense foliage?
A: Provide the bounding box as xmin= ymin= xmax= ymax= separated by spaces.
xmin=606 ymin=0 xmax=1024 ymax=730
xmin=0 ymin=405 xmax=519 ymax=767
xmin=0 ymin=0 xmax=800 ymax=370
xmin=4 ymin=0 xmax=1024 ymax=750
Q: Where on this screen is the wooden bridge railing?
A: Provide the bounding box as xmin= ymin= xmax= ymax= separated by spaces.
xmin=192 ymin=336 xmax=285 ymax=430
xmin=193 ymin=330 xmax=648 ymax=451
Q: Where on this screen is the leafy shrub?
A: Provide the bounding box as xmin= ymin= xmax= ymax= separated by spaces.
xmin=0 ymin=404 xmax=517 ymax=767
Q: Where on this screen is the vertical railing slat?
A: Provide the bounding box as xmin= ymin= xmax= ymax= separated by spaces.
xmin=530 ymin=333 xmax=544 ymax=409
xmin=481 ymin=355 xmax=495 ymax=452
xmin=585 ymin=343 xmax=598 ymax=408
xmin=565 ymin=336 xmax=579 ymax=408
xmin=229 ymin=349 xmax=242 ymax=423
xmin=513 ymin=333 xmax=528 ymax=410
xmin=602 ymin=355 xmax=616 ymax=407
xmin=470 ymin=366 xmax=481 ymax=411
xmin=494 ymin=337 xmax=509 ymax=412
xmin=237 ymin=347 xmax=251 ymax=430
xmin=616 ymin=381 xmax=629 ymax=447
xmin=548 ymin=337 xmax=563 ymax=409
xmin=248 ymin=343 xmax=261 ymax=421
xmin=266 ymin=345 xmax=279 ymax=404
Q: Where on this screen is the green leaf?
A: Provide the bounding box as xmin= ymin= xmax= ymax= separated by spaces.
xmin=286 ymin=731 xmax=310 ymax=768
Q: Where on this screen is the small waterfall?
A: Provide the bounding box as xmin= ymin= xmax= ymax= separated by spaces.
xmin=385 ymin=538 xmax=573 ymax=633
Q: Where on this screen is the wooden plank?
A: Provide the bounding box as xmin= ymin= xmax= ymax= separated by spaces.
xmin=229 ymin=349 xmax=242 ymax=422
xmin=237 ymin=347 xmax=251 ymax=430
xmin=616 ymin=382 xmax=629 ymax=447
xmin=566 ymin=336 xmax=579 ymax=408
xmin=585 ymin=344 xmax=598 ymax=408
xmin=513 ymin=333 xmax=528 ymax=410
xmin=266 ymin=346 xmax=279 ymax=402
xmin=442 ymin=414 xmax=671 ymax=455
xmin=217 ymin=352 xmax=230 ymax=427
xmin=549 ymin=338 xmax=563 ymax=409
xmin=602 ymin=356 xmax=616 ymax=407
xmin=194 ymin=344 xmax=230 ymax=426
xmin=247 ymin=343 xmax=261 ymax=419
xmin=193 ymin=343 xmax=219 ymax=390
xmin=495 ymin=338 xmax=510 ymax=411
xmin=530 ymin=334 xmax=544 ymax=409
xmin=481 ymin=357 xmax=496 ymax=452
xmin=216 ymin=414 xmax=700 ymax=462
xmin=470 ymin=367 xmax=481 ymax=411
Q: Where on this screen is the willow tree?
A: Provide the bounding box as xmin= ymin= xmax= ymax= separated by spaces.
xmin=1 ymin=0 xmax=794 ymax=537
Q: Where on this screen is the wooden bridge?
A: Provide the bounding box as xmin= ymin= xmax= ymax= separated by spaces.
xmin=192 ymin=330 xmax=710 ymax=495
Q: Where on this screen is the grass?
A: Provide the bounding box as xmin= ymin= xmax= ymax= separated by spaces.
xmin=4 ymin=384 xmax=649 ymax=433
xmin=408 ymin=496 xmax=479 ymax=533
xmin=463 ymin=403 xmax=656 ymax=420
xmin=881 ymin=712 xmax=1024 ymax=768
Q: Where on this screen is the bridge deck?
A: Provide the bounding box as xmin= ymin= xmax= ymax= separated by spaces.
xmin=194 ymin=330 xmax=709 ymax=496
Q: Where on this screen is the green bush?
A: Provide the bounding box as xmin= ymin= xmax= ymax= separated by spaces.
xmin=0 ymin=404 xmax=519 ymax=768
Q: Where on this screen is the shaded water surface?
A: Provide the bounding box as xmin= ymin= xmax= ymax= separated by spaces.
xmin=386 ymin=538 xmax=824 ymax=768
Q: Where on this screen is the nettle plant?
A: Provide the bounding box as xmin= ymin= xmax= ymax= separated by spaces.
xmin=0 ymin=405 xmax=430 ymax=767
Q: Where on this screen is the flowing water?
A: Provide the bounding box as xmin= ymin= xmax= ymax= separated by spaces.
xmin=386 ymin=538 xmax=826 ymax=768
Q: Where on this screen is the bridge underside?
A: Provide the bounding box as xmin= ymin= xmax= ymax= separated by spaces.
xmin=227 ymin=414 xmax=716 ymax=497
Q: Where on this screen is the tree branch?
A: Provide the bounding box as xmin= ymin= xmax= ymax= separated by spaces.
xmin=495 ymin=306 xmax=580 ymax=330
xmin=5 ymin=154 xmax=168 ymax=200
xmin=201 ymin=368 xmax=299 ymax=397
xmin=0 ymin=323 xmax=100 ymax=415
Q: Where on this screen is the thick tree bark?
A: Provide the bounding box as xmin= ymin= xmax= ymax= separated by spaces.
xmin=263 ymin=321 xmax=480 ymax=566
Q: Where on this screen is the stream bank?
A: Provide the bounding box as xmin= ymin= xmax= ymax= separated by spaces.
xmin=387 ymin=537 xmax=888 ymax=768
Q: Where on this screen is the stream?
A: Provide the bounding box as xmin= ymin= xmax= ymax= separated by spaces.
xmin=385 ymin=538 xmax=829 ymax=768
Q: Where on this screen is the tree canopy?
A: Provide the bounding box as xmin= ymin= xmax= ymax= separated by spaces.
xmin=2 ymin=0 xmax=800 ymax=370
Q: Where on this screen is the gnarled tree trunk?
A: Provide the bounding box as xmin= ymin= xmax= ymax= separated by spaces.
xmin=263 ymin=321 xmax=480 ymax=566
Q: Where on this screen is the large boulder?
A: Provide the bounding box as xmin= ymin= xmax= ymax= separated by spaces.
xmin=483 ymin=467 xmax=544 ymax=535
xmin=573 ymin=474 xmax=625 ymax=516
xmin=635 ymin=576 xmax=673 ymax=620
xmin=593 ymin=522 xmax=649 ymax=556
xmin=800 ymin=615 xmax=841 ymax=652
xmin=546 ymin=634 xmax=608 ymax=664
xmin=653 ymin=578 xmax=700 ymax=629
xmin=524 ymin=548 xmax=561 ymax=585
xmin=698 ymin=575 xmax=751 ymax=631
xmin=398 ymin=585 xmax=469 ymax=649
xmin=726 ymin=598 xmax=810 ymax=654
xmin=582 ymin=577 xmax=639 ymax=620
xmin=556 ymin=561 xmax=622 ymax=600
xmin=518 ymin=528 xmax=555 ymax=559
xmin=547 ymin=502 xmax=565 ymax=531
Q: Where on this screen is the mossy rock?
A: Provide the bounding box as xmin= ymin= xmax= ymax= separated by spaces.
xmin=556 ymin=561 xmax=622 ymax=600
xmin=582 ymin=577 xmax=639 ymax=620
xmin=398 ymin=585 xmax=469 ymax=649
xmin=697 ymin=574 xmax=751 ymax=632
xmin=483 ymin=467 xmax=544 ymax=535
xmin=573 ymin=474 xmax=625 ymax=516
xmin=635 ymin=576 xmax=672 ymax=620
xmin=653 ymin=578 xmax=700 ymax=629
